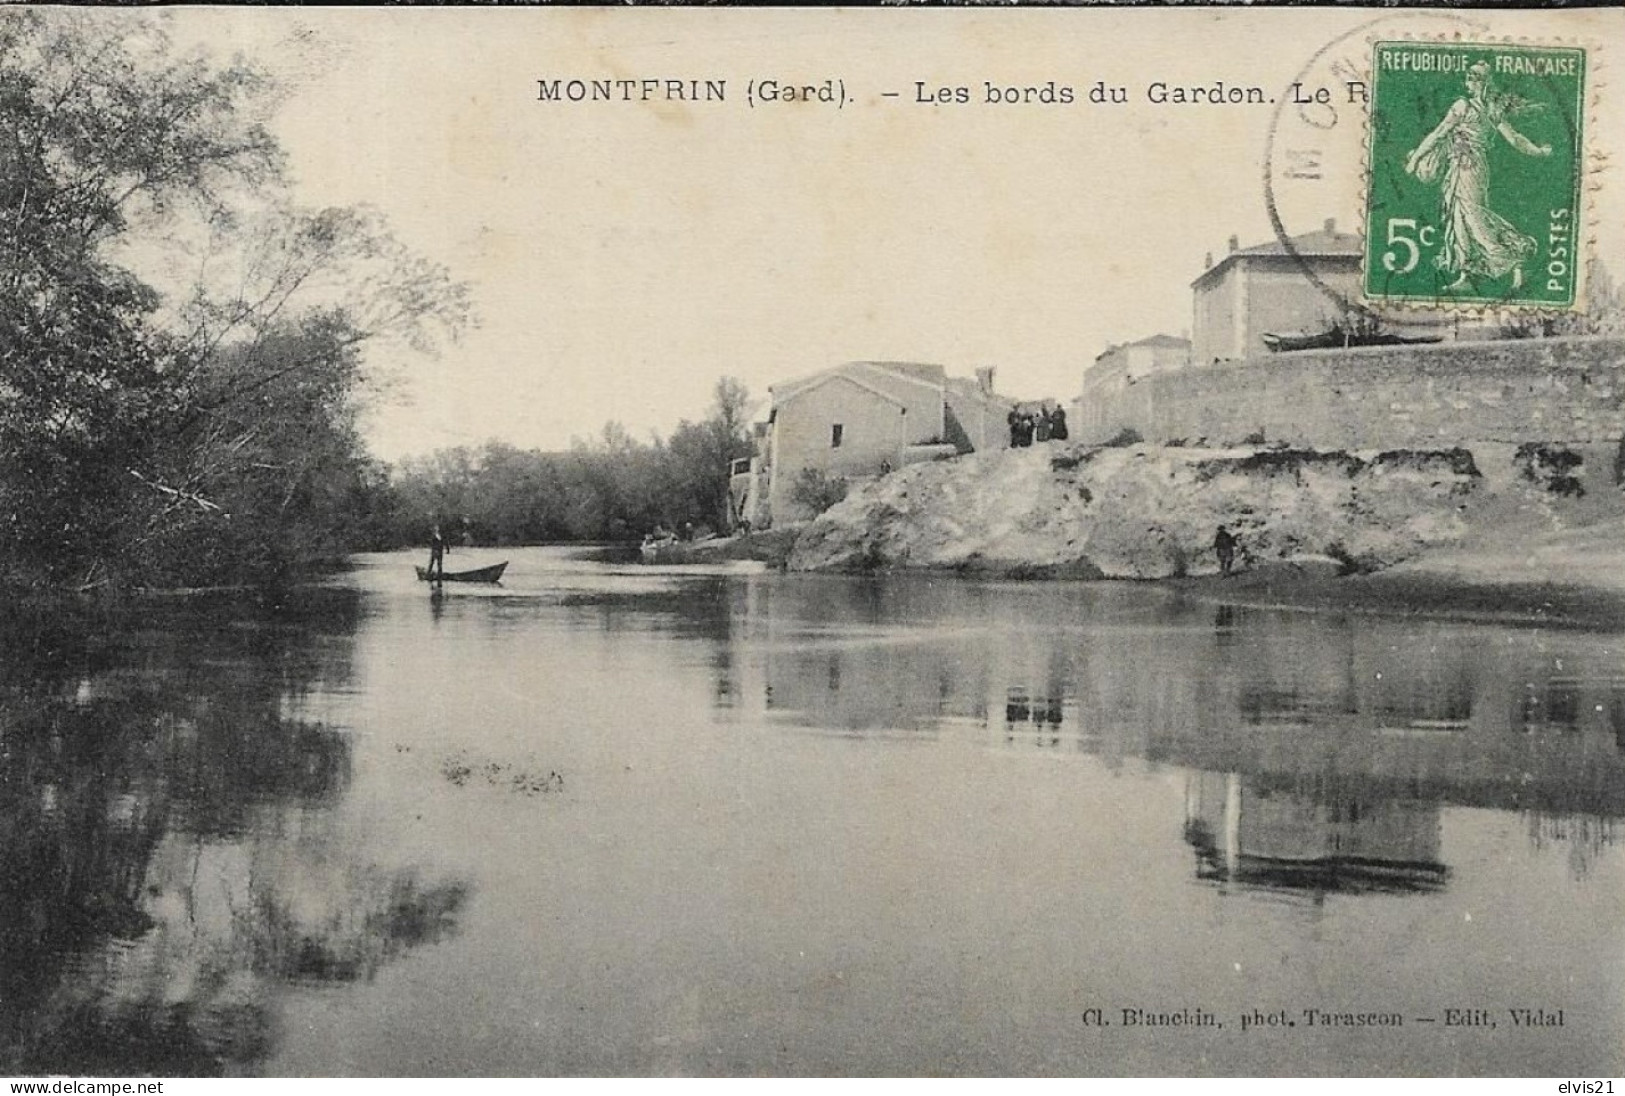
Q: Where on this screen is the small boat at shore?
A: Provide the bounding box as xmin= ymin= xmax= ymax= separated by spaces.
xmin=640 ymin=535 xmax=681 ymax=563
xmin=1262 ymin=323 xmax=1444 ymax=353
xmin=414 ymin=561 xmax=508 ymax=583
xmin=1261 ymin=329 xmax=1342 ymax=353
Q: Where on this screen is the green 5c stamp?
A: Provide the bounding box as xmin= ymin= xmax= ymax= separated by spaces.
xmin=1365 ymin=42 xmax=1585 ymax=309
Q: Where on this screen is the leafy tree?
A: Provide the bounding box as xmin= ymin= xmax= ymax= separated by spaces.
xmin=0 ymin=12 xmax=274 ymax=585
xmin=665 ymin=376 xmax=756 ymax=530
xmin=0 ymin=11 xmax=466 ymax=589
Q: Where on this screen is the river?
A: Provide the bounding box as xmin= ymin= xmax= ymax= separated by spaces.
xmin=2 ymin=546 xmax=1621 ymax=1076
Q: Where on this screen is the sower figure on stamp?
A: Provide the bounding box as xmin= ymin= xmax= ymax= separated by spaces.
xmin=1213 ymin=525 xmax=1237 ymax=577
xmin=1404 ymin=60 xmax=1552 ymax=292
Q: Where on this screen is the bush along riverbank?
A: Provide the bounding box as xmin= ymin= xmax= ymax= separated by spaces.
xmin=779 ymin=441 xmax=1625 ymax=625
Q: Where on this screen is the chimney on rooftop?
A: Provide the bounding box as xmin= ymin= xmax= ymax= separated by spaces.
xmin=1204 ymin=251 xmax=1213 ymax=269
xmin=974 ymin=366 xmax=995 ymax=395
xmin=1227 ymin=234 xmax=1239 ymax=253
xmin=1324 ymin=217 xmax=1337 ymax=234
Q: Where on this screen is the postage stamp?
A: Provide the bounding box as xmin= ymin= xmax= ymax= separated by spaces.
xmin=1364 ymin=41 xmax=1586 ymax=310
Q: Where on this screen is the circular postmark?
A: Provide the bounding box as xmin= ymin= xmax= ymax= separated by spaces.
xmin=1262 ymin=12 xmax=1587 ymax=333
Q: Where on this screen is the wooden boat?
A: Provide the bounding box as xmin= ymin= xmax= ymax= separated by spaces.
xmin=1360 ymin=330 xmax=1446 ymax=347
xmin=1262 ymin=323 xmax=1445 ymax=353
xmin=415 ymin=561 xmax=508 ymax=583
xmin=639 ymin=535 xmax=680 ymax=563
xmin=1261 ymin=329 xmax=1342 ymax=353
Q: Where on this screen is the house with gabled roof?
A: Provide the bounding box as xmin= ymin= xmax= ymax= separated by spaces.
xmin=1072 ymin=334 xmax=1191 ymax=441
xmin=1191 ymin=218 xmax=1364 ymax=365
xmin=731 ymin=361 xmax=1014 ymax=528
xmin=1082 ymin=334 xmax=1191 ymax=395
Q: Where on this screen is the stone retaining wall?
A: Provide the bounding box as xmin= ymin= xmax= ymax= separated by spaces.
xmin=1077 ymin=336 xmax=1625 ymax=450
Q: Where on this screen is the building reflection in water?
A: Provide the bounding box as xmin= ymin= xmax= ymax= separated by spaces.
xmin=1005 ymin=686 xmax=1068 ymax=748
xmin=1525 ymin=810 xmax=1620 ymax=881
xmin=0 ymin=592 xmax=470 ymax=1076
xmin=1182 ymin=771 xmax=1448 ymax=896
xmin=705 ymin=577 xmax=1625 ymax=894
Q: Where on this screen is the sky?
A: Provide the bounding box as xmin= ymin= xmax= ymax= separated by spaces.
xmin=145 ymin=7 xmax=1625 ymax=461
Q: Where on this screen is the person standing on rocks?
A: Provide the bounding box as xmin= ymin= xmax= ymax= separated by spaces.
xmin=1213 ymin=525 xmax=1237 ymax=577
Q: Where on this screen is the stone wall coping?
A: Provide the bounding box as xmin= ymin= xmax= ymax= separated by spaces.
xmin=1193 ymin=334 xmax=1623 ymax=372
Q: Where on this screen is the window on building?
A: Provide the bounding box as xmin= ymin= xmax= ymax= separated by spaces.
xmin=831 ymin=423 xmax=843 ymax=448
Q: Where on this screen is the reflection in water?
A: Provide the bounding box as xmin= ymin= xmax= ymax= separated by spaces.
xmin=1004 ymin=688 xmax=1066 ymax=728
xmin=0 ymin=593 xmax=469 ymax=1076
xmin=1182 ymin=771 xmax=1448 ymax=896
xmin=1526 ymin=811 xmax=1620 ymax=881
xmin=703 ymin=578 xmax=1625 ymax=891
xmin=6 ymin=551 xmax=1624 ymax=1076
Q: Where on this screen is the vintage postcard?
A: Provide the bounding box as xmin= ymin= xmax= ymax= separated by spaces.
xmin=1 ymin=5 xmax=1622 ymax=1083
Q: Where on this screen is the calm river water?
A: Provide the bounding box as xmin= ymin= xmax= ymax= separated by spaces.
xmin=3 ymin=546 xmax=1622 ymax=1076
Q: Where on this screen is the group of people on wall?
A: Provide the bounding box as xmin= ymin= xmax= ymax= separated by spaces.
xmin=1008 ymin=404 xmax=1068 ymax=448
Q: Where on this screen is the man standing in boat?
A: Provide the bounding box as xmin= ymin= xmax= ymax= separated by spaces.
xmin=428 ymin=523 xmax=448 ymax=584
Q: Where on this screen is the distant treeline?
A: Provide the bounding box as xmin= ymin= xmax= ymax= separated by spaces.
xmin=375 ymin=378 xmax=755 ymax=548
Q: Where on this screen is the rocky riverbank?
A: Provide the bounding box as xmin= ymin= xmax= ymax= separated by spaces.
xmin=771 ymin=441 xmax=1625 ymax=627
xmin=787 ymin=443 xmax=1494 ymax=577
